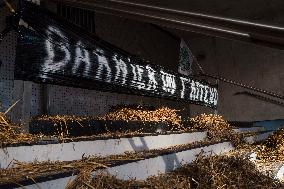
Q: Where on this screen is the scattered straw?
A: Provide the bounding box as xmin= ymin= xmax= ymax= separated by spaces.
xmin=257 ymin=128 xmax=284 ymax=161
xmin=0 ymin=139 xmax=219 ymax=185
xmin=0 ymin=113 xmax=43 ymax=147
xmin=189 ymin=114 xmax=242 ymax=146
xmin=36 ymin=115 xmax=90 ymax=138
xmin=0 ymin=158 xmax=108 ymax=185
xmin=32 ymin=106 xmax=186 ymax=138
xmin=97 ymin=106 xmax=183 ymax=128
xmin=71 ymin=154 xmax=282 ymax=189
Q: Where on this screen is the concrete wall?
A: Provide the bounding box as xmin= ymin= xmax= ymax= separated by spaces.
xmin=0 ymin=7 xmax=16 ymax=113
xmin=94 ymin=13 xmax=179 ymax=71
xmin=180 ymin=31 xmax=284 ymax=121
xmin=0 ymin=4 xmax=189 ymax=128
xmin=1 ymin=1 xmax=284 ymax=125
xmin=46 ymin=84 xmax=191 ymax=118
xmin=93 ymin=12 xmax=284 ymax=121
xmin=0 ymin=5 xmax=44 ymax=131
xmin=43 ymin=10 xmax=187 ymax=118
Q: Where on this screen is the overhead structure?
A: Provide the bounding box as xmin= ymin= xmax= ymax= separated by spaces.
xmin=52 ymin=0 xmax=284 ymax=49
xmin=14 ymin=1 xmax=218 ymax=108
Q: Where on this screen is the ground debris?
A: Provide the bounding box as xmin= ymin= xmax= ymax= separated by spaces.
xmin=71 ymin=154 xmax=283 ymax=189
xmin=0 ymin=113 xmax=43 ymax=147
xmin=189 ymin=114 xmax=242 ymax=146
xmin=0 ymin=139 xmax=217 ymax=185
xmin=257 ymin=128 xmax=284 ymax=161
xmin=97 ymin=106 xmax=183 ymax=128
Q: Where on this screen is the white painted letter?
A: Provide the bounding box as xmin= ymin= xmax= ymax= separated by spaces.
xmin=43 ymin=26 xmax=71 ymax=78
xmin=130 ymin=64 xmax=146 ymax=89
xmin=160 ymin=71 xmax=176 ymax=94
xmin=213 ymin=88 xmax=218 ymax=106
xmin=73 ymin=41 xmax=91 ymax=75
xmin=194 ymin=82 xmax=201 ymax=101
xmin=146 ymin=65 xmax=157 ymax=90
xmin=209 ymin=88 xmax=216 ymax=105
xmin=180 ymin=77 xmax=190 ymax=99
xmin=198 ymin=83 xmax=205 ymax=102
xmin=95 ymin=48 xmax=112 ymax=82
xmin=190 ymin=81 xmax=197 ymax=101
xmin=203 ymin=86 xmax=209 ymax=103
xmin=114 ymin=55 xmax=128 ymax=85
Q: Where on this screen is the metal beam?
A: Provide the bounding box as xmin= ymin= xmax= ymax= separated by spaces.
xmin=52 ymin=0 xmax=284 ymax=49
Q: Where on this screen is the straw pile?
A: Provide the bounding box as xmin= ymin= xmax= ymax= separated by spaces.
xmin=37 ymin=115 xmax=89 ymax=123
xmin=68 ymin=155 xmax=282 ymax=189
xmin=97 ymin=106 xmax=183 ymax=127
xmin=189 ymin=114 xmax=242 ymax=146
xmin=36 ymin=115 xmax=90 ymax=137
xmin=0 ymin=113 xmax=41 ymax=147
xmin=0 ymin=158 xmax=108 ymax=185
xmin=257 ymin=128 xmax=284 ymax=161
xmin=34 ymin=106 xmax=185 ymax=137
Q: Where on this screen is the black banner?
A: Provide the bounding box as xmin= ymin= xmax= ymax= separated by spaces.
xmin=15 ymin=2 xmax=218 ymax=108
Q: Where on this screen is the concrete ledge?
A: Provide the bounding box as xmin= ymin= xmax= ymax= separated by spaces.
xmin=15 ymin=141 xmax=234 ymax=189
xmin=244 ymin=131 xmax=274 ymax=144
xmin=276 ymin=164 xmax=284 ymax=180
xmin=15 ymin=176 xmax=76 ymax=189
xmin=104 ymin=141 xmax=233 ymax=180
xmin=13 ymin=130 xmax=273 ymax=189
xmin=233 ymin=126 xmax=263 ymax=133
xmin=0 ymin=127 xmax=268 ymax=168
xmin=0 ymin=131 xmax=206 ymax=168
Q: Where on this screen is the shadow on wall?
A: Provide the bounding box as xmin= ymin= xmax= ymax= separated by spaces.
xmin=234 ymin=91 xmax=284 ymax=108
xmin=233 ymin=92 xmax=284 ymax=128
xmin=127 ymin=137 xmax=180 ymax=172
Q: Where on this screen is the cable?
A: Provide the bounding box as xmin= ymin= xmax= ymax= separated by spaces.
xmin=235 ymin=91 xmax=284 ymax=107
xmin=179 ymin=34 xmax=284 ymax=100
xmin=202 ymin=73 xmax=284 ymax=100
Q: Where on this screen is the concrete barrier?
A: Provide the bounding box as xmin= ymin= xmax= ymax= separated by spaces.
xmin=232 ymin=126 xmax=263 ymax=133
xmin=276 ymin=164 xmax=284 ymax=180
xmin=15 ymin=141 xmax=234 ymax=189
xmin=0 ymin=127 xmax=270 ymax=168
xmin=0 ymin=131 xmax=206 ymax=168
xmin=244 ymin=131 xmax=274 ymax=144
xmin=104 ymin=141 xmax=233 ymax=180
